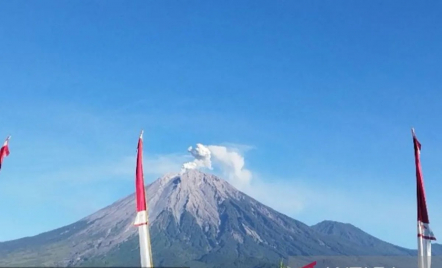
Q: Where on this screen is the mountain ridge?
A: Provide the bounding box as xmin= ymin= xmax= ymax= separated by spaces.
xmin=0 ymin=170 xmax=434 ymax=267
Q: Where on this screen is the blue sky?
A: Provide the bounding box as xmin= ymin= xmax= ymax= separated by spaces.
xmin=1 ymin=1 xmax=442 ymax=249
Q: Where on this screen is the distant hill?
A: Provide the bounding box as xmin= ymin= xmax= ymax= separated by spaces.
xmin=311 ymin=220 xmax=414 ymax=255
xmin=432 ymin=243 xmax=442 ymax=255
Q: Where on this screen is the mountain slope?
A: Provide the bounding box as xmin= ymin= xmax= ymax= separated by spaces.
xmin=311 ymin=220 xmax=413 ymax=256
xmin=0 ymin=170 xmax=424 ymax=267
xmin=432 ymin=244 xmax=442 ymax=255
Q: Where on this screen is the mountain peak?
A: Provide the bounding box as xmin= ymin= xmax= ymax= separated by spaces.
xmin=40 ymin=170 xmax=243 ymax=265
xmin=311 ymin=220 xmax=369 ymax=238
xmin=153 ymin=169 xmax=226 ymax=188
xmin=313 ymin=220 xmax=355 ymax=228
xmin=148 ymin=169 xmax=240 ymax=229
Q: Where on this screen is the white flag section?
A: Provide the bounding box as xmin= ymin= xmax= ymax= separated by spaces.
xmin=412 ymin=129 xmax=436 ymax=268
xmin=418 ymin=221 xmax=435 ymax=268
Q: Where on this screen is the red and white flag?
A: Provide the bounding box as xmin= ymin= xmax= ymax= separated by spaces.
xmin=134 ymin=130 xmax=148 ymax=226
xmin=0 ymin=136 xmax=11 ymax=171
xmin=133 ymin=131 xmax=154 ymax=268
xmin=412 ymin=129 xmax=436 ymax=268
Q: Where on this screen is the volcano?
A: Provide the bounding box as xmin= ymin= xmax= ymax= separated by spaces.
xmin=0 ymin=170 xmax=419 ymax=267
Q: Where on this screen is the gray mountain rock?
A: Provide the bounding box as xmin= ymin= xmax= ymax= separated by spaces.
xmin=0 ymin=170 xmax=433 ymax=267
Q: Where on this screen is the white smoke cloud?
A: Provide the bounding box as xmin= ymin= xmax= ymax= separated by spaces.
xmin=181 ymin=144 xmax=213 ymax=171
xmin=182 ymin=143 xmax=252 ymax=188
xmin=207 ymin=145 xmax=252 ymax=186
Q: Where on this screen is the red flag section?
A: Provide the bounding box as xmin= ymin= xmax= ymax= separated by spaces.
xmin=135 ymin=131 xmax=147 ymax=212
xmin=301 ymin=261 xmax=317 ymax=268
xmin=412 ymin=129 xmax=436 ymax=241
xmin=413 ymin=130 xmax=430 ymax=224
xmin=0 ymin=136 xmax=10 ymax=170
xmin=134 ymin=131 xmax=149 ymax=227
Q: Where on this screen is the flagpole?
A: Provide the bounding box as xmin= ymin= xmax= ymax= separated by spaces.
xmin=412 ymin=128 xmax=436 ymax=268
xmin=134 ymin=130 xmax=154 ymax=268
xmin=412 ymin=127 xmax=424 ymax=268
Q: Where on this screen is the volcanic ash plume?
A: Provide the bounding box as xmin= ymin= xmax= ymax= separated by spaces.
xmin=181 ymin=143 xmax=252 ymax=188
xmin=207 ymin=145 xmax=252 ymax=186
xmin=181 ymin=143 xmax=213 ymax=172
